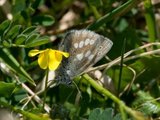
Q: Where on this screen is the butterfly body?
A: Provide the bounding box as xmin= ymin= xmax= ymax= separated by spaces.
xmin=55 ymin=29 xmax=113 ymax=84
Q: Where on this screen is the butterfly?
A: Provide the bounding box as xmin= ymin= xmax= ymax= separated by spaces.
xmin=55 ymin=29 xmax=113 ymax=84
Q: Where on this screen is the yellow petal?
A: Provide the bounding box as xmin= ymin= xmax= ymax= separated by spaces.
xmin=62 ymin=52 xmax=69 ymax=57
xmin=29 ymin=49 xmax=68 ymax=70
xmin=55 ymin=50 xmax=69 ymax=58
xmin=38 ymin=50 xmax=49 ymax=69
xmin=28 ymin=49 xmax=47 ymax=57
xmin=48 ymin=49 xmax=62 ymax=70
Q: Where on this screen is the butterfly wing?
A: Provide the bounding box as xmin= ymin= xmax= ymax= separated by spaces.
xmin=56 ymin=30 xmax=113 ymax=84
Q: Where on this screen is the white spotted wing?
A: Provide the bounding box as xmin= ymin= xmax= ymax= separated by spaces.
xmin=55 ymin=29 xmax=113 ymax=84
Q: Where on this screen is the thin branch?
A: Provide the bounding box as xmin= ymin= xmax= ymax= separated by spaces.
xmin=85 ymin=42 xmax=160 ymax=73
xmin=15 ymin=76 xmax=51 ymax=113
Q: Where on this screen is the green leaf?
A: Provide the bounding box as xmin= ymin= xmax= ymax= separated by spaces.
xmin=5 ymin=25 xmax=22 ymax=40
xmin=12 ymin=0 xmax=26 ymax=14
xmin=0 ymin=82 xmax=16 ymax=97
xmin=32 ymin=15 xmax=55 ymax=26
xmin=100 ymin=108 xmax=112 ymax=120
xmin=25 ymin=33 xmax=40 ymax=45
xmin=0 ymin=48 xmax=35 ymax=86
xmin=22 ymin=26 xmax=37 ymax=35
xmin=2 ymin=40 xmax=11 ymax=47
xmin=132 ymin=91 xmax=160 ymax=115
xmin=14 ymin=34 xmax=27 ymax=45
xmin=141 ymin=102 xmax=160 ymax=115
xmin=89 ymin=108 xmax=122 ymax=120
xmin=25 ymin=36 xmax=50 ymax=47
xmin=0 ymin=20 xmax=11 ymax=36
xmin=89 ymin=108 xmax=101 ymax=120
xmin=113 ymin=114 xmax=122 ymax=120
xmin=108 ymin=66 xmax=134 ymax=92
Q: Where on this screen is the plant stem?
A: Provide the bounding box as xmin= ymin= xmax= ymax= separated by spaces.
xmin=43 ymin=68 xmax=49 ymax=110
xmin=83 ymin=74 xmax=146 ymax=120
xmin=143 ymin=0 xmax=157 ymax=42
xmin=0 ymin=100 xmax=48 ymax=120
xmin=118 ymin=38 xmax=126 ymax=94
xmin=119 ymin=105 xmax=127 ymax=120
xmin=90 ymin=5 xmax=101 ymax=19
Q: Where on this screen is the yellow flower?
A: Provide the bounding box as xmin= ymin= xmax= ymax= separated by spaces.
xmin=28 ymin=49 xmax=69 ymax=70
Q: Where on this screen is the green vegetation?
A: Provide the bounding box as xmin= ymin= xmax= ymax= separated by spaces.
xmin=0 ymin=0 xmax=160 ymax=120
